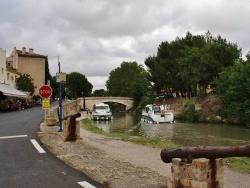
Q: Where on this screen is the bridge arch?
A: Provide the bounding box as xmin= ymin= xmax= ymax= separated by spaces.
xmin=80 ymin=97 xmax=134 ymax=111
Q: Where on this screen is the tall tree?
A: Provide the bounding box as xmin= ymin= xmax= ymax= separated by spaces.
xmin=106 ymin=61 xmax=149 ymax=98
xmin=130 ymin=71 xmax=151 ymax=107
xmin=213 ymin=61 xmax=250 ymax=126
xmin=50 ymin=76 xmax=59 ymax=100
xmin=144 ymin=31 xmax=241 ymax=97
xmin=93 ymin=89 xmax=108 ymax=97
xmin=44 ymin=57 xmax=50 ymax=85
xmin=16 ymin=73 xmax=36 ymax=95
xmin=65 ymin=72 xmax=93 ymax=99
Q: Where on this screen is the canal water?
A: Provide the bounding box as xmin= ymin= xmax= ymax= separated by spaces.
xmin=91 ymin=112 xmax=250 ymax=146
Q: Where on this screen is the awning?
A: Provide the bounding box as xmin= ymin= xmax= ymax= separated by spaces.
xmin=0 ymin=83 xmax=27 ymax=97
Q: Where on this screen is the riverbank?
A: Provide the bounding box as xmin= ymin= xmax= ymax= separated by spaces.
xmin=38 ymin=119 xmax=250 ymax=188
xmin=153 ymin=94 xmax=222 ymax=123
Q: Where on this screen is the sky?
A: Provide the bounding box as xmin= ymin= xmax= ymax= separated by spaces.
xmin=1 ymin=0 xmax=250 ymax=91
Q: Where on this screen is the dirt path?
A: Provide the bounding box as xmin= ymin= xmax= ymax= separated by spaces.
xmin=80 ymin=129 xmax=250 ymax=188
xmin=39 ymin=122 xmax=250 ymax=188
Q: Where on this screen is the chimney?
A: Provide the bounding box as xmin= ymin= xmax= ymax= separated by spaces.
xmin=22 ymin=47 xmax=26 ymax=54
xmin=29 ymin=48 xmax=34 ymax=54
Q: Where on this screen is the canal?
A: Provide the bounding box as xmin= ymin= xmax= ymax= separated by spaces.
xmin=91 ymin=112 xmax=250 ymax=146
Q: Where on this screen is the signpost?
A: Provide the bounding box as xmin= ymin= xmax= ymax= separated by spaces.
xmin=39 ymin=85 xmax=52 ymax=126
xmin=42 ymin=98 xmax=50 ymax=109
xmin=56 ymin=72 xmax=66 ymax=132
xmin=39 ymin=85 xmax=52 ymax=98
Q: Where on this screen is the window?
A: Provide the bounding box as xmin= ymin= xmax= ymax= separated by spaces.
xmin=7 ymin=73 xmax=9 ymax=80
xmin=11 ymin=76 xmax=13 ymax=82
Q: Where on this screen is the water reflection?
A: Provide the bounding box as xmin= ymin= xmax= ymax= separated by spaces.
xmin=91 ymin=112 xmax=250 ymax=146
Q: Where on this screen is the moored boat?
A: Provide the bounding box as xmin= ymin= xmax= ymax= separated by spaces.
xmin=141 ymin=104 xmax=174 ymax=124
xmin=91 ymin=103 xmax=113 ymax=120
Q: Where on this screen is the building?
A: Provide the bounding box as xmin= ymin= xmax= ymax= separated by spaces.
xmin=0 ymin=48 xmax=6 ymax=84
xmin=0 ymin=48 xmax=27 ymax=98
xmin=8 ymin=47 xmax=47 ymax=95
xmin=0 ymin=48 xmax=21 ymax=88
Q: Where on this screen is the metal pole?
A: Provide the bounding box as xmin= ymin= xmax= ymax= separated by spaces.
xmin=58 ymin=82 xmax=63 ymax=132
xmin=58 ymin=56 xmax=63 ymax=132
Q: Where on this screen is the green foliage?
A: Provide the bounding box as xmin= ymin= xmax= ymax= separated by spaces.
xmin=81 ymin=119 xmax=107 ymax=134
xmin=130 ymin=73 xmax=151 ymax=107
xmin=136 ymin=95 xmax=154 ymax=112
xmin=16 ymin=73 xmax=36 ymax=95
xmin=106 ymin=61 xmax=151 ymax=107
xmin=50 ymin=76 xmax=59 ymax=100
xmin=65 ymin=72 xmax=93 ymax=99
xmin=180 ymin=101 xmax=199 ymax=122
xmin=225 ymin=157 xmax=250 ymax=174
xmin=44 ymin=57 xmax=50 ymax=85
xmin=93 ymin=89 xmax=108 ymax=97
xmin=213 ymin=62 xmax=250 ymax=126
xmin=145 ymin=31 xmax=241 ymax=97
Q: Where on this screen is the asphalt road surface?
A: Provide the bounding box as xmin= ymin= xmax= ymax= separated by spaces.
xmin=0 ymin=105 xmax=103 ymax=188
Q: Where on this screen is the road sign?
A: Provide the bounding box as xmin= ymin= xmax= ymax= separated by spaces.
xmin=42 ymin=98 xmax=50 ymax=109
xmin=39 ymin=85 xmax=52 ymax=98
xmin=56 ymin=72 xmax=67 ymax=83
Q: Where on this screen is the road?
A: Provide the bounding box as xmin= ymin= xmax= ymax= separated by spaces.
xmin=0 ymin=106 xmax=103 ymax=188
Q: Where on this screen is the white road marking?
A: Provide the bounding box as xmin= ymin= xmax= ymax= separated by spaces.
xmin=30 ymin=139 xmax=46 ymax=153
xmin=0 ymin=135 xmax=27 ymax=139
xmin=78 ymin=181 xmax=96 ymax=188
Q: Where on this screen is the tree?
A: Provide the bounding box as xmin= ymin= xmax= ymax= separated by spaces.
xmin=130 ymin=72 xmax=151 ymax=107
xmin=50 ymin=76 xmax=59 ymax=100
xmin=106 ymin=61 xmax=150 ymax=98
xmin=144 ymin=31 xmax=242 ymax=98
xmin=213 ymin=61 xmax=250 ymax=126
xmin=44 ymin=57 xmax=50 ymax=85
xmin=16 ymin=74 xmax=36 ymax=95
xmin=65 ymin=72 xmax=93 ymax=99
xmin=177 ymin=47 xmax=214 ymax=96
xmin=93 ymin=89 xmax=108 ymax=97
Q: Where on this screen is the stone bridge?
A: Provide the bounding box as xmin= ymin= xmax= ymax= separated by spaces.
xmin=45 ymin=97 xmax=133 ymax=126
xmin=80 ymin=97 xmax=133 ymax=111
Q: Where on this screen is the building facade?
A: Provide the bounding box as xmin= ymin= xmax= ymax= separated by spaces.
xmin=0 ymin=48 xmax=20 ymax=88
xmin=9 ymin=47 xmax=47 ymax=95
xmin=0 ymin=48 xmax=6 ymax=84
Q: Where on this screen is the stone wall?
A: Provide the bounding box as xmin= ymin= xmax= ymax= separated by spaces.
xmin=62 ymin=113 xmax=81 ymax=141
xmin=171 ymin=158 xmax=224 ymax=188
xmin=45 ymin=99 xmax=81 ymax=126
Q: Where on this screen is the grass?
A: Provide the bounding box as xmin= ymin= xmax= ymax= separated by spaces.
xmin=224 ymin=157 xmax=250 ymax=174
xmin=81 ymin=118 xmax=250 ymax=174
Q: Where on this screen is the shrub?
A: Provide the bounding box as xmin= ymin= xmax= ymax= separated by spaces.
xmin=180 ymin=101 xmax=199 ymax=122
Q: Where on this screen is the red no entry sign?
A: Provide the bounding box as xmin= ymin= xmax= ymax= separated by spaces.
xmin=39 ymin=85 xmax=52 ymax=98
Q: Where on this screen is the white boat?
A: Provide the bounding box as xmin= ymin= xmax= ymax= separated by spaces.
xmin=91 ymin=103 xmax=113 ymax=120
xmin=141 ymin=104 xmax=174 ymax=123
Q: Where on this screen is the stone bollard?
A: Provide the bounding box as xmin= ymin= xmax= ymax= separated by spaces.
xmin=171 ymin=158 xmax=224 ymax=188
xmin=62 ymin=112 xmax=81 ymax=141
xmin=161 ymin=145 xmax=250 ymax=188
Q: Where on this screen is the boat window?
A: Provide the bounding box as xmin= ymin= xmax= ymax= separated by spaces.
xmin=152 ymin=106 xmax=160 ymax=112
xmin=96 ymin=106 xmax=109 ymax=110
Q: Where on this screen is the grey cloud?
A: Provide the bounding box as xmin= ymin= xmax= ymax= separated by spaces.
xmin=1 ymin=0 xmax=250 ymax=90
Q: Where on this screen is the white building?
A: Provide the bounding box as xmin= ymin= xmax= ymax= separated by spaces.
xmin=0 ymin=48 xmax=21 ymax=87
xmin=0 ymin=48 xmax=6 ymax=84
